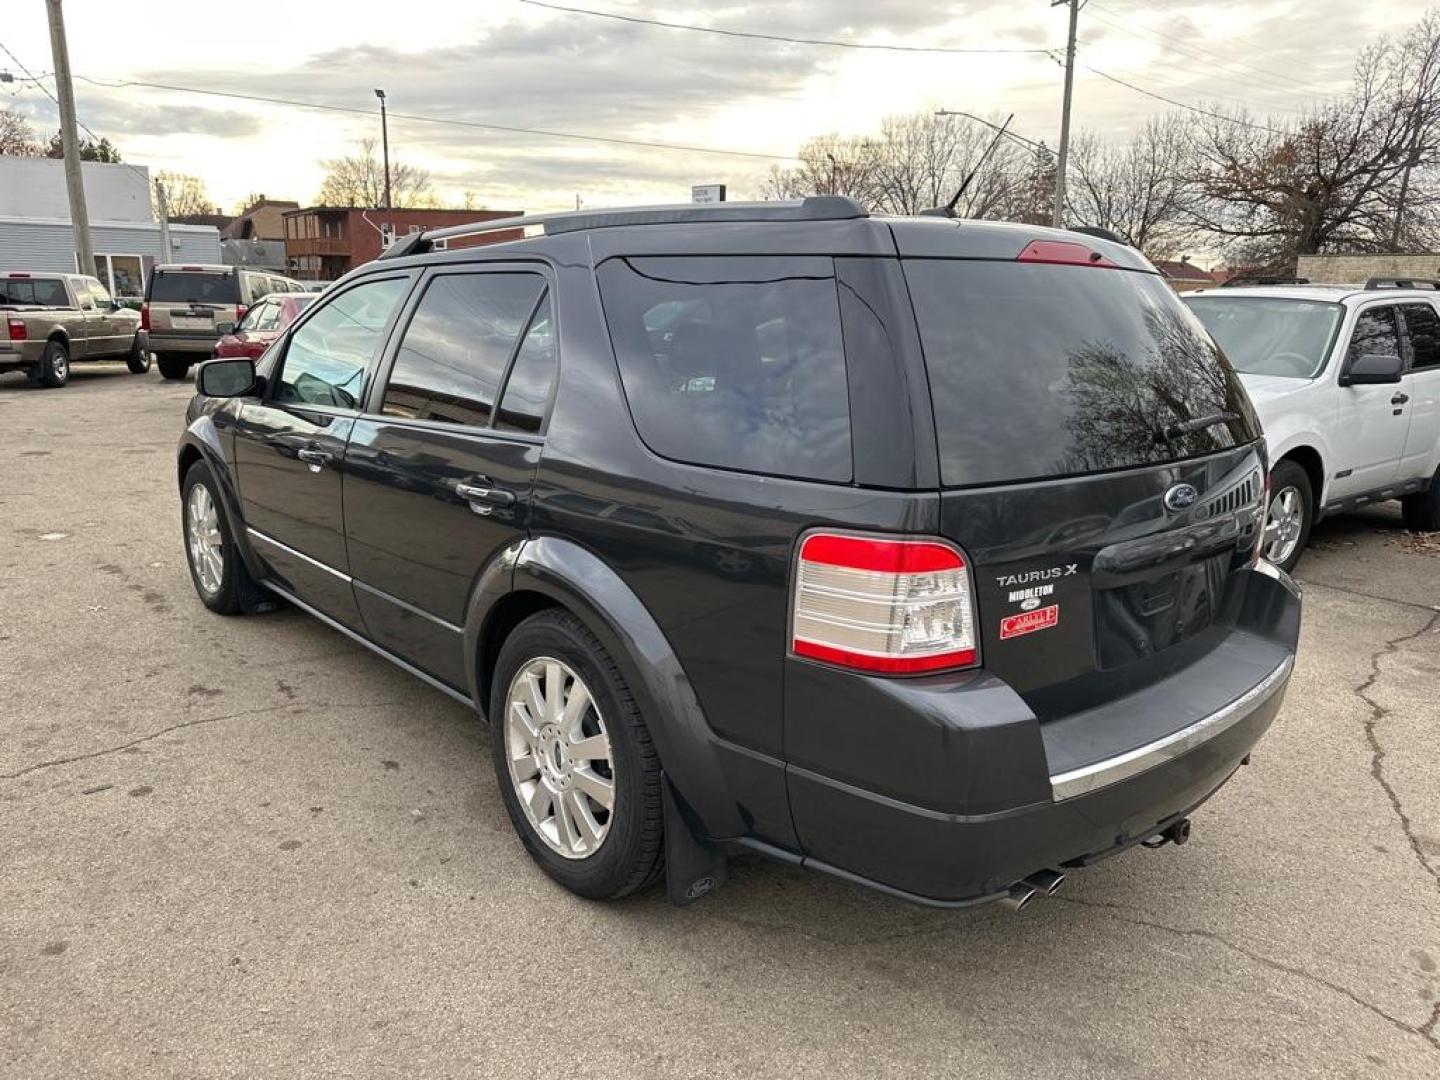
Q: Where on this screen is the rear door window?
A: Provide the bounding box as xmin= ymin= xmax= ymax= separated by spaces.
xmin=904 ymin=259 xmax=1255 ymax=487
xmin=381 ymin=272 xmax=545 ymax=427
xmin=597 ymin=256 xmax=851 ymax=482
xmin=495 ymin=294 xmax=557 ymax=434
xmin=1399 ymin=303 xmax=1440 ymax=370
xmin=149 ymin=271 xmax=240 ymax=305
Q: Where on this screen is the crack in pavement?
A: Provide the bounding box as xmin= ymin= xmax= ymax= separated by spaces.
xmin=1298 ymin=578 xmax=1440 ymax=614
xmin=1353 ymin=609 xmax=1440 ymax=892
xmin=1055 ymin=895 xmax=1440 ymax=1053
xmin=0 ymin=700 xmax=411 ymax=782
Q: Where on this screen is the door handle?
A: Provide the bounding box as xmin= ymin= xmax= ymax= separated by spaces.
xmin=1392 ymin=392 xmax=1410 ymax=405
xmin=297 ymin=446 xmax=333 ymax=472
xmin=455 ymin=480 xmax=516 ymax=515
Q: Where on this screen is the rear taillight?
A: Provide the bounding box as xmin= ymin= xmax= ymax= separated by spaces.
xmin=792 ymin=532 xmax=978 ymax=674
xmin=6 ymin=317 xmax=26 ymax=341
xmin=139 ymin=302 xmax=149 ymax=331
xmin=236 ymin=304 xmax=248 ymax=322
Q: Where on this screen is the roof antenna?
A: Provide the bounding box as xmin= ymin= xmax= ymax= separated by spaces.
xmin=920 ymin=112 xmax=1014 ymax=219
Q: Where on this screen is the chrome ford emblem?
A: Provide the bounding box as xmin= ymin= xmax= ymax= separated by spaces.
xmin=1164 ymin=483 xmax=1199 ymax=512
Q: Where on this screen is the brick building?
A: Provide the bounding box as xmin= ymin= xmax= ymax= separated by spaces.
xmin=282 ymin=206 xmax=523 ymax=280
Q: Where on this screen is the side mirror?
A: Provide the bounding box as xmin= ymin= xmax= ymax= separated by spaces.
xmin=110 ymin=298 xmax=124 ymax=311
xmin=1341 ymin=353 xmax=1404 ymax=386
xmin=196 ymin=357 xmax=258 ymax=398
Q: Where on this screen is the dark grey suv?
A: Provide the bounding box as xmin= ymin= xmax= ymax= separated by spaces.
xmin=176 ymin=198 xmax=1301 ymax=910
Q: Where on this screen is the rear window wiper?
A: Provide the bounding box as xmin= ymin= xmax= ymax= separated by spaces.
xmin=1155 ymin=412 xmax=1238 ymax=444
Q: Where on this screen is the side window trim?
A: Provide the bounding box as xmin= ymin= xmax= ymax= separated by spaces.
xmin=265 ymin=271 xmax=418 ymax=414
xmin=363 ymin=260 xmax=558 ymax=439
xmin=490 ymin=286 xmax=551 ymax=428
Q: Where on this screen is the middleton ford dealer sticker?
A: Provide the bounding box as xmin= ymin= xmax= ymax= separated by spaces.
xmin=1000 ymin=604 xmax=1059 ymax=641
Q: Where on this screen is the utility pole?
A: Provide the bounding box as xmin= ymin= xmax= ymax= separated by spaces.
xmin=155 ymin=178 xmax=174 ymax=263
xmin=1052 ymin=0 xmax=1080 ymax=229
xmin=374 ymin=89 xmax=393 ymax=244
xmin=45 ymin=0 xmax=95 ymax=277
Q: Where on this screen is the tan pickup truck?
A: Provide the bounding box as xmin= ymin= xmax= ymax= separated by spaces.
xmin=0 ymin=271 xmax=149 ymax=389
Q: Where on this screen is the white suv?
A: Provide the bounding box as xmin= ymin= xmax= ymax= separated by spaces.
xmin=1184 ymin=277 xmax=1440 ymax=571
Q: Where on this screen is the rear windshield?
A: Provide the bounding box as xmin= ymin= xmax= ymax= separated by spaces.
xmin=0 ymin=278 xmax=69 ymax=306
xmin=148 ymin=271 xmax=240 ymax=304
xmin=904 ymin=260 xmax=1258 ymax=487
xmin=598 ymin=256 xmax=852 ymax=482
xmin=1183 ymin=295 xmax=1343 ymax=379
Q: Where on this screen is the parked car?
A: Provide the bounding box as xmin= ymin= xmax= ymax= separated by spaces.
xmin=144 ymin=264 xmax=305 ymax=381
xmin=1184 ymin=278 xmax=1440 ymax=571
xmin=175 ymin=198 xmax=1301 ymax=910
xmin=0 ymin=270 xmax=148 ymax=388
xmin=213 ymin=293 xmax=318 ymax=361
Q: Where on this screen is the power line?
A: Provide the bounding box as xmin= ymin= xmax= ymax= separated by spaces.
xmin=65 ymin=72 xmax=802 ymax=162
xmin=516 ymin=0 xmax=1055 ymax=54
xmin=1084 ymin=64 xmax=1289 ymax=134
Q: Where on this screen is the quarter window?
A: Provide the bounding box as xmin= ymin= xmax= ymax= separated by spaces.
xmin=276 ymin=277 xmax=409 ymax=410
xmin=1347 ymin=307 xmax=1403 ymax=367
xmin=381 ymin=272 xmax=545 ymax=427
xmin=1399 ymin=304 xmax=1440 ymax=370
xmin=597 ymin=256 xmax=852 ymax=482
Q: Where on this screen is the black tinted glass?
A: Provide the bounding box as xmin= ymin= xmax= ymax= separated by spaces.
xmin=1347 ymin=308 xmax=1402 ymax=365
xmin=597 ymin=256 xmax=851 ymax=482
xmin=905 ymin=260 xmax=1257 ymax=486
xmin=276 ymin=277 xmax=408 ymax=410
xmin=382 ymin=273 xmax=544 ymax=427
xmin=1400 ymin=304 xmax=1440 ymax=369
xmin=496 ymin=294 xmax=556 ymax=434
xmin=149 ymin=271 xmax=240 ymax=304
xmin=0 ymin=278 xmax=68 ymax=305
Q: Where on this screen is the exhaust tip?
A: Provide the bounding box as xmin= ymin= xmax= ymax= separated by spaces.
xmin=1024 ymin=869 xmax=1066 ymax=896
xmin=999 ymin=883 xmax=1038 ymax=912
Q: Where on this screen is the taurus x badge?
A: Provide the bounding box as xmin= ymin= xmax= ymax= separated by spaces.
xmin=1164 ymin=483 xmax=1199 ymax=512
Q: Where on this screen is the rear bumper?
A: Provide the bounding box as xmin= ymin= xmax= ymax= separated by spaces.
xmin=783 ymin=561 xmax=1302 ymax=904
xmin=148 ymin=332 xmax=219 ymax=355
xmin=0 ymin=341 xmax=43 ymax=368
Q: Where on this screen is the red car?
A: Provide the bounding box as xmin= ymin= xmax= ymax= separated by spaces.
xmin=212 ymin=292 xmax=318 ymax=360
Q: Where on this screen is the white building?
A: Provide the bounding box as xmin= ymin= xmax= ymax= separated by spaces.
xmin=0 ymin=157 xmax=220 ymax=299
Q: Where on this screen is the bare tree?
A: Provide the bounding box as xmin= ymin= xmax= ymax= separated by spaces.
xmin=0 ymin=108 xmax=41 ymax=156
xmin=1067 ymin=115 xmax=1196 ymax=259
xmin=316 ymin=138 xmax=435 ymax=208
xmin=154 ymin=171 xmax=216 ymax=218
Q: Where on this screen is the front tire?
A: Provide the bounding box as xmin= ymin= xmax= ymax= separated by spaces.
xmin=158 ymin=354 xmax=191 ymax=381
xmin=1402 ymin=468 xmax=1440 ymax=532
xmin=37 ymin=339 xmax=70 ymax=388
xmin=126 ymin=334 xmax=151 ymax=374
xmin=1263 ymin=460 xmax=1313 ymax=573
xmin=182 ymin=461 xmax=263 ymax=615
xmin=490 ymin=610 xmax=664 ymax=900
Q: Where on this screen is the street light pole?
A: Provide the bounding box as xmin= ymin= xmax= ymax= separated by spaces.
xmin=45 ymin=0 xmax=95 ymax=277
xmin=1052 ymin=0 xmax=1080 ymax=229
xmin=375 ymin=88 xmax=393 ymax=244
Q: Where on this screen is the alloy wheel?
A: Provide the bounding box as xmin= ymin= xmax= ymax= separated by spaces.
xmin=1264 ymin=485 xmax=1304 ymax=565
xmin=186 ymin=484 xmax=225 ymax=595
xmin=504 ymin=656 xmax=616 ymax=860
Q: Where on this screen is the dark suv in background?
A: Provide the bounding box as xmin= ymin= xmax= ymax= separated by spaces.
xmin=176 ymin=198 xmax=1301 ymax=910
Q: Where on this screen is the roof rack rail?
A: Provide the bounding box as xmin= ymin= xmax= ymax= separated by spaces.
xmin=378 ymin=196 xmax=870 ymax=260
xmin=1221 ymin=275 xmax=1309 ymax=287
xmin=1364 ymin=275 xmax=1440 ymax=290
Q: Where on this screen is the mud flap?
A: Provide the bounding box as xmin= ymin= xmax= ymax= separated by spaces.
xmin=663 ymin=776 xmax=726 ymax=906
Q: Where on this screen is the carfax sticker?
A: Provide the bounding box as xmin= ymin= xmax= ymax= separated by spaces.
xmin=1000 ymin=604 xmax=1059 ymax=641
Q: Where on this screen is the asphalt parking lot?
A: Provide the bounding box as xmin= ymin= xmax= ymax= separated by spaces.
xmin=2 ymin=363 xmax=1439 ymax=1079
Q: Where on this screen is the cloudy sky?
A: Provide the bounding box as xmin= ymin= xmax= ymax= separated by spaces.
xmin=0 ymin=0 xmax=1429 ymax=215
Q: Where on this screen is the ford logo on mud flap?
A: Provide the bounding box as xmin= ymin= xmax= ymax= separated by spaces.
xmin=1164 ymin=483 xmax=1199 ymax=512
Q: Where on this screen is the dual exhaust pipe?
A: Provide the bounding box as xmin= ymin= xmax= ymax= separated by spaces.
xmin=999 ymin=868 xmax=1066 ymax=912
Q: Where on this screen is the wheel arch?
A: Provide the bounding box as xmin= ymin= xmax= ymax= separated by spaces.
xmin=177 ymin=418 xmax=266 ymax=581
xmin=45 ymin=328 xmax=69 ymax=348
xmin=463 ymin=535 xmax=746 ymax=840
xmin=1274 ymin=443 xmax=1326 ymax=510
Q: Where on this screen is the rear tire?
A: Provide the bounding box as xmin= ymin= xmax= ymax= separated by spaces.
xmin=158 ymin=354 xmax=191 ymax=381
xmin=126 ymin=334 xmax=151 ymax=374
xmin=490 ymin=609 xmax=664 ymax=900
xmin=1263 ymin=460 xmax=1313 ymax=574
xmin=1402 ymin=469 xmax=1440 ymax=533
xmin=37 ymin=339 xmax=69 ymax=388
xmin=181 ymin=461 xmax=267 ymax=615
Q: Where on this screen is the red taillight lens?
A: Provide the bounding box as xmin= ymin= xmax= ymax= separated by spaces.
xmin=6 ymin=317 xmax=26 ymax=341
xmin=1017 ymin=239 xmax=1117 ymax=269
xmin=235 ymin=304 xmax=248 ymax=322
xmin=792 ymin=532 xmax=979 ymax=674
xmin=140 ymin=302 xmax=150 ymax=331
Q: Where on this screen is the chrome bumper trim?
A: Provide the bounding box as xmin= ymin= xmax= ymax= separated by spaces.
xmin=1048 ymin=654 xmax=1295 ymax=801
